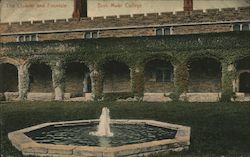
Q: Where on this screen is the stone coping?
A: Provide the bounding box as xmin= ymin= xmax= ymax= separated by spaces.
xmin=8 ymin=119 xmax=191 ymax=157
xmin=1 ymin=6 xmax=249 ymax=27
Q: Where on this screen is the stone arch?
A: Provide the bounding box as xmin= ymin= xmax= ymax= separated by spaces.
xmin=98 ymin=55 xmax=131 ymax=69
xmin=186 ymin=52 xmax=222 ymax=64
xmin=141 ymin=53 xmax=176 ymax=67
xmin=101 ymin=59 xmax=131 ymax=93
xmin=187 ymin=56 xmax=222 ymax=93
xmin=144 ymin=57 xmax=174 ymax=93
xmin=26 ymin=58 xmax=53 ymax=93
xmin=235 ymin=56 xmax=250 ymax=93
xmin=0 ymin=57 xmax=20 ymax=100
xmin=24 ymin=57 xmax=52 ymax=69
xmin=64 ymin=61 xmax=92 ymax=98
xmin=0 ymin=57 xmax=21 ymax=66
xmin=239 ymin=71 xmax=250 ymax=93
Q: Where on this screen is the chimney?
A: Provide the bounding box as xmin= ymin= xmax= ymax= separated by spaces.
xmin=184 ymin=0 xmax=193 ymax=11
xmin=72 ymin=0 xmax=87 ymax=19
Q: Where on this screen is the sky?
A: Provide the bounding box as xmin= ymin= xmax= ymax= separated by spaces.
xmin=0 ymin=0 xmax=249 ymax=22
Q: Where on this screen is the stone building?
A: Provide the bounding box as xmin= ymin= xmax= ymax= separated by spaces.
xmin=0 ymin=0 xmax=250 ymax=102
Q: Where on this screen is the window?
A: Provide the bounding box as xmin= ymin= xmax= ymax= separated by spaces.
xmin=84 ymin=32 xmax=91 ymax=39
xmin=233 ymin=23 xmax=249 ymax=32
xmin=242 ymin=24 xmax=250 ymax=31
xmin=164 ymin=27 xmax=172 ymax=35
xmin=156 ymin=27 xmax=173 ymax=36
xmin=156 ymin=28 xmax=163 ymax=36
xmin=17 ymin=34 xmax=38 ymax=42
xmin=84 ymin=31 xmax=99 ymax=39
xmin=92 ymin=32 xmax=98 ymax=38
xmin=31 ymin=35 xmax=37 ymax=41
xmin=233 ymin=24 xmax=241 ymax=31
xmin=19 ymin=36 xmax=24 ymax=42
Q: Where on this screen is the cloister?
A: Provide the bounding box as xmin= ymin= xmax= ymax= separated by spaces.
xmin=0 ymin=56 xmax=250 ymax=102
xmin=0 ymin=32 xmax=249 ymax=102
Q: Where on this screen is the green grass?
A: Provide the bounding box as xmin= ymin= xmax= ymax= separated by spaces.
xmin=1 ymin=101 xmax=250 ymax=157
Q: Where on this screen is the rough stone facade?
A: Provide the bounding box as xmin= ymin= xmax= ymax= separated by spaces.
xmin=1 ymin=7 xmax=250 ymax=43
xmin=0 ymin=6 xmax=250 ymax=102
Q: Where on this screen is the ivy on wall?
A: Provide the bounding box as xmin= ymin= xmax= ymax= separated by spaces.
xmin=0 ymin=32 xmax=250 ymax=101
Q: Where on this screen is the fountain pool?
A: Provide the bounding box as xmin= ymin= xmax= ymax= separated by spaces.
xmin=8 ymin=108 xmax=191 ymax=157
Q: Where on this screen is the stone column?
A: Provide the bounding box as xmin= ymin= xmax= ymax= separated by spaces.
xmin=52 ymin=61 xmax=64 ymax=101
xmin=221 ymin=63 xmax=236 ymax=101
xmin=228 ymin=64 xmax=237 ymax=93
xmin=0 ymin=65 xmax=3 ymax=92
xmin=83 ymin=73 xmax=90 ymax=93
xmin=18 ymin=64 xmax=29 ymax=100
xmin=90 ymin=67 xmax=103 ymax=100
xmin=173 ymin=63 xmax=189 ymax=101
xmin=130 ymin=66 xmax=144 ymax=98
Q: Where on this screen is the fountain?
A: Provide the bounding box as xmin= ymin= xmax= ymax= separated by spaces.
xmin=8 ymin=107 xmax=191 ymax=157
xmin=90 ymin=107 xmax=113 ymax=137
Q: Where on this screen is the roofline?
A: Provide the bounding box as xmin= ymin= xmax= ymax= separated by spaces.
xmin=1 ymin=19 xmax=250 ymax=36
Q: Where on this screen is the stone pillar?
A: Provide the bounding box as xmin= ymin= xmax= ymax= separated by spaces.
xmin=221 ymin=63 xmax=236 ymax=101
xmin=228 ymin=64 xmax=237 ymax=93
xmin=90 ymin=68 xmax=103 ymax=100
xmin=52 ymin=61 xmax=64 ymax=101
xmin=0 ymin=65 xmax=3 ymax=92
xmin=18 ymin=64 xmax=29 ymax=100
xmin=83 ymin=73 xmax=90 ymax=93
xmin=184 ymin=0 xmax=193 ymax=11
xmin=130 ymin=66 xmax=144 ymax=98
xmin=173 ymin=63 xmax=189 ymax=101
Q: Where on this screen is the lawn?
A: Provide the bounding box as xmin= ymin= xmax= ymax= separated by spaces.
xmin=0 ymin=101 xmax=250 ymax=157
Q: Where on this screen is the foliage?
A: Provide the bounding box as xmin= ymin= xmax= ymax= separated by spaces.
xmin=0 ymin=32 xmax=250 ymax=101
xmin=131 ymin=66 xmax=144 ymax=98
xmin=171 ymin=63 xmax=189 ymax=101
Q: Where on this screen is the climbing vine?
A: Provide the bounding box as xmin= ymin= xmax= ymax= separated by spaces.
xmin=0 ymin=32 xmax=250 ymax=101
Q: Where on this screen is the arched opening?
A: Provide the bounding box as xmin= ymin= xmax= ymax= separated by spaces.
xmin=144 ymin=59 xmax=174 ymax=93
xmin=28 ymin=64 xmax=53 ymax=92
xmin=0 ymin=63 xmax=18 ymax=92
xmin=188 ymin=58 xmax=222 ymax=92
xmin=239 ymin=72 xmax=250 ymax=93
xmin=237 ymin=56 xmax=250 ymax=93
xmin=102 ymin=61 xmax=131 ymax=93
xmin=64 ymin=62 xmax=91 ymax=98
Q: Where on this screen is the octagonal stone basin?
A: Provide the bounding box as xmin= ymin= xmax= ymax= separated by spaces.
xmin=8 ymin=120 xmax=191 ymax=157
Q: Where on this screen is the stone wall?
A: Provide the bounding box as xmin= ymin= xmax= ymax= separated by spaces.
xmin=103 ymin=75 xmax=131 ymax=93
xmin=39 ymin=32 xmax=84 ymax=41
xmin=0 ymin=23 xmax=237 ymax=42
xmin=1 ymin=7 xmax=249 ymax=33
xmin=99 ymin=28 xmax=155 ymax=38
xmin=188 ymin=80 xmax=221 ymax=92
xmin=64 ymin=63 xmax=90 ymax=97
xmin=144 ymin=82 xmax=174 ymax=93
xmin=173 ymin=23 xmax=232 ymax=35
xmin=0 ymin=7 xmax=249 ymax=43
xmin=65 ymin=76 xmax=85 ymax=96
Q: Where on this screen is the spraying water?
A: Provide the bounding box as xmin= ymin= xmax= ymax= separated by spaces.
xmin=90 ymin=107 xmax=113 ymax=137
